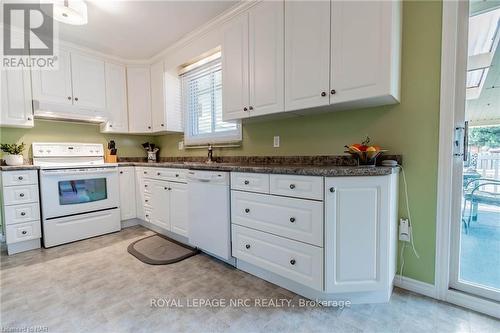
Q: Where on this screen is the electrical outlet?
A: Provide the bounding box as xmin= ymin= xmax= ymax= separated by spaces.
xmin=399 ymin=218 xmax=410 ymax=242
xmin=273 ymin=136 xmax=280 ymax=148
xmin=178 ymin=141 xmax=184 ymax=150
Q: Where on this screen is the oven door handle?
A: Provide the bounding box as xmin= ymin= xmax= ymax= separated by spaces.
xmin=41 ymin=168 xmax=118 ymax=176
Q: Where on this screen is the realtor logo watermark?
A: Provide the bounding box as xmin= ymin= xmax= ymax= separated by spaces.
xmin=2 ymin=2 xmax=58 ymax=69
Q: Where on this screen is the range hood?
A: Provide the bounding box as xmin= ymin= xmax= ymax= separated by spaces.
xmin=33 ymin=100 xmax=108 ymax=124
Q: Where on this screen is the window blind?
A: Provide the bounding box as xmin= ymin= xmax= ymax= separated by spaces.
xmin=181 ymin=57 xmax=241 ymax=145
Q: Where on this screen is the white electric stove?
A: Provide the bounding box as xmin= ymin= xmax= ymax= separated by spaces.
xmin=33 ymin=143 xmax=121 ymax=247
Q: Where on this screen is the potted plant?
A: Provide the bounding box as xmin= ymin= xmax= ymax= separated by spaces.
xmin=1 ymin=143 xmax=26 ymax=166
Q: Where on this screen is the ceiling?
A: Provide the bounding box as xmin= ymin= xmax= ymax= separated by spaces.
xmin=56 ymin=0 xmax=238 ymax=60
xmin=467 ymin=0 xmax=500 ymax=125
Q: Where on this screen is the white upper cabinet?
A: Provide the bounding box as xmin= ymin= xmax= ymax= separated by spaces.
xmin=223 ymin=0 xmax=401 ymax=119
xmin=248 ymin=0 xmax=284 ymax=117
xmin=70 ymin=52 xmax=106 ymax=111
xmin=222 ymin=12 xmax=249 ymax=121
xmin=330 ymin=0 xmax=401 ymax=108
xmin=32 ymin=48 xmax=107 ymax=120
xmin=1 ymin=69 xmax=34 ymax=128
xmin=150 ymin=61 xmax=167 ymax=132
xmin=222 ymin=0 xmax=284 ymax=121
xmin=284 ymin=1 xmax=331 ymax=111
xmin=101 ymin=63 xmax=128 ymax=133
xmin=127 ymin=66 xmax=152 ymax=133
xmin=31 ymin=48 xmax=73 ymax=106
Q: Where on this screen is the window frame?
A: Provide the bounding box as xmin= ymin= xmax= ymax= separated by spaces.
xmin=181 ymin=56 xmax=242 ymax=146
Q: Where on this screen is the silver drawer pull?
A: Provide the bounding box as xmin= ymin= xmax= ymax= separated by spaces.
xmin=245 ymin=244 xmax=251 ymax=249
xmin=329 ymin=187 xmax=335 ymax=193
xmin=289 ymin=217 xmax=295 ymax=223
xmin=19 ymin=193 xmax=25 ymax=197
xmin=289 ymin=184 xmax=296 ymax=189
xmin=290 ymin=259 xmax=296 ymax=265
xmin=20 ymin=212 xmax=26 ymax=216
xmin=18 ymin=176 xmax=23 ymax=180
xmin=21 ymin=230 xmax=27 ymax=235
xmin=157 ymin=172 xmax=161 ymax=176
xmin=175 ymin=174 xmax=179 ymax=177
xmin=244 ymin=180 xmax=249 ymax=185
xmin=245 ymin=208 xmax=250 ymax=213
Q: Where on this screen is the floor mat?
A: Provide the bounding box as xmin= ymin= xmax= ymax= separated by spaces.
xmin=127 ymin=233 xmax=199 ymax=265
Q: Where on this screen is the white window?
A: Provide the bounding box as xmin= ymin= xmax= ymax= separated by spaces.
xmin=181 ymin=53 xmax=241 ymax=145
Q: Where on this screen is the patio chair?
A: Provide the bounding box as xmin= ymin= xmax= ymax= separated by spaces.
xmin=462 ymin=178 xmax=500 ymax=233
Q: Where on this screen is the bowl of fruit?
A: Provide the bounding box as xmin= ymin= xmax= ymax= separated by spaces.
xmin=345 ymin=137 xmax=386 ymax=166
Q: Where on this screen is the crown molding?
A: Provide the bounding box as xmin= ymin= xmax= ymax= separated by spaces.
xmin=147 ymin=0 xmax=259 ymax=64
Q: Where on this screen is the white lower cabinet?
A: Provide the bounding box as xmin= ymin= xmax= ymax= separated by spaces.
xmin=232 ymin=224 xmax=323 ymax=290
xmin=231 ymin=190 xmax=323 ymax=246
xmin=231 ymin=171 xmax=398 ymax=303
xmin=325 ymin=175 xmax=398 ymax=294
xmin=118 ymin=167 xmax=136 ymax=220
xmin=170 ymin=182 xmax=188 ymax=237
xmin=1 ymin=170 xmax=42 ymax=255
xmin=150 ymin=179 xmax=171 ymax=230
xmin=135 ymin=167 xmax=188 ymax=237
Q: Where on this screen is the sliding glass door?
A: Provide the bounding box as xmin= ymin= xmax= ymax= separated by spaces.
xmin=449 ymin=0 xmax=500 ymax=302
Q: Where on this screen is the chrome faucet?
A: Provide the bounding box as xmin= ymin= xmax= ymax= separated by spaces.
xmin=207 ymin=144 xmax=214 ymax=163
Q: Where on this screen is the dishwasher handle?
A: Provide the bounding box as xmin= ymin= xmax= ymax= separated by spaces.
xmin=187 ymin=170 xmax=230 ymax=185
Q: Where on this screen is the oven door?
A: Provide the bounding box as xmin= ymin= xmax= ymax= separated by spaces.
xmin=40 ymin=167 xmax=119 ymax=219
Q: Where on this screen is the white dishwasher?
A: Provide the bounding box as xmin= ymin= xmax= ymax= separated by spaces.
xmin=187 ymin=170 xmax=232 ymax=261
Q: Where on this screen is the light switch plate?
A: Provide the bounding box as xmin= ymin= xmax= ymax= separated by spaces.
xmin=178 ymin=141 xmax=184 ymax=150
xmin=273 ymin=136 xmax=280 ymax=148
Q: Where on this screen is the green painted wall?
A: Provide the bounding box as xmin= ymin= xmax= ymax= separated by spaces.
xmin=0 ymin=120 xmax=153 ymax=159
xmin=154 ymin=0 xmax=443 ymax=284
xmin=0 ymin=0 xmax=442 ymax=285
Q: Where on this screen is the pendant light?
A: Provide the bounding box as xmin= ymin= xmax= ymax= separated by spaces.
xmin=53 ymin=0 xmax=88 ymax=26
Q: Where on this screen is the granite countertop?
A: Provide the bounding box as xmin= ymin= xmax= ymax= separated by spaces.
xmin=0 ymin=165 xmax=39 ymax=171
xmin=1 ymin=156 xmax=400 ymax=177
xmin=119 ymin=161 xmax=399 ymax=176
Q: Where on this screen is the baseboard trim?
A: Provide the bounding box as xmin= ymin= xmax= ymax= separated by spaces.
xmin=445 ymin=289 xmax=500 ymax=319
xmin=393 ymin=275 xmax=438 ymax=299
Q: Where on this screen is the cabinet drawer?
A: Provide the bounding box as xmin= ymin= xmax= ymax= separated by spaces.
xmin=270 ymin=174 xmax=323 ymax=200
xmin=4 ymin=203 xmax=40 ymax=225
xmin=231 ymin=191 xmax=323 ymax=246
xmin=143 ymin=193 xmax=152 ymax=208
xmin=2 ymin=170 xmax=38 ymax=186
xmin=143 ymin=168 xmax=186 ymax=183
xmin=231 ymin=172 xmax=270 ymax=193
xmin=232 ymin=225 xmax=323 ymax=290
xmin=3 ymin=185 xmax=39 ymax=206
xmin=5 ymin=220 xmax=41 ymax=244
xmin=143 ymin=179 xmax=152 ymax=194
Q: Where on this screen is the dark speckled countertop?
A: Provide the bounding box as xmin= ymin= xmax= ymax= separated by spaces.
xmin=1 ymin=155 xmax=401 ymax=176
xmin=118 ymin=162 xmax=399 ymax=176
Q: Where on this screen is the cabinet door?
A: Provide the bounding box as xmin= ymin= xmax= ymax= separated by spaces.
xmin=150 ymin=180 xmax=170 ymax=230
xmin=221 ymin=12 xmax=249 ymax=121
xmin=127 ymin=66 xmax=152 ymax=133
xmin=0 ymin=69 xmax=33 ymax=128
xmin=135 ymin=168 xmax=146 ymax=220
xmin=71 ymin=52 xmax=106 ymax=111
xmin=170 ymin=182 xmax=188 ymax=237
xmin=325 ymin=176 xmax=390 ymax=293
xmin=101 ymin=63 xmax=128 ymax=133
xmin=118 ymin=167 xmax=136 ymax=220
xmin=284 ymin=1 xmax=330 ymax=111
xmin=248 ymin=0 xmax=284 ymax=117
xmin=330 ymin=1 xmax=393 ymax=105
xmin=31 ymin=48 xmax=73 ymax=105
xmin=151 ymin=61 xmax=166 ymax=132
